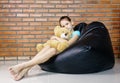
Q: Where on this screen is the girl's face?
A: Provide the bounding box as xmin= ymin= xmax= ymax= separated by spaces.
xmin=60 ymin=19 xmax=73 ymax=30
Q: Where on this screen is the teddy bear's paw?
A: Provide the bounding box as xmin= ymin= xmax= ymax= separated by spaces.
xmin=36 ymin=44 xmax=43 ymax=52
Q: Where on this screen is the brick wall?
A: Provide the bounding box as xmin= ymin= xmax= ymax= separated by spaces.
xmin=0 ymin=0 xmax=120 ymax=58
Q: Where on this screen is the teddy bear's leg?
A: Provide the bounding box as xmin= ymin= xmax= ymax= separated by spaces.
xmin=36 ymin=44 xmax=44 ymax=52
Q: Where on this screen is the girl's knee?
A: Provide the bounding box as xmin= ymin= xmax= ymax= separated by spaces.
xmin=44 ymin=45 xmax=50 ymax=49
xmin=50 ymin=48 xmax=57 ymax=54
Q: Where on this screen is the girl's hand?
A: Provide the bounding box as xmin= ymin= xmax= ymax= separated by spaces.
xmin=50 ymin=36 xmax=58 ymax=40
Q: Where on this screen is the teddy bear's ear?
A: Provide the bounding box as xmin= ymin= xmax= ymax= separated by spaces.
xmin=54 ymin=26 xmax=60 ymax=32
xmin=54 ymin=26 xmax=61 ymax=37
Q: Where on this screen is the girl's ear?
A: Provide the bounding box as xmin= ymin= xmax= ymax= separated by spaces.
xmin=71 ymin=21 xmax=74 ymax=25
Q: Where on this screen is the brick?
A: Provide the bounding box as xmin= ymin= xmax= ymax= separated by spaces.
xmin=23 ymin=35 xmax=35 ymax=38
xmin=35 ymin=27 xmax=48 ymax=30
xmin=5 ymin=56 xmax=17 ymax=60
xmin=23 ymin=43 xmax=35 ymax=47
xmin=62 ymin=9 xmax=74 ymax=12
xmin=0 ymin=40 xmax=16 ymax=43
xmin=0 ymin=27 xmax=9 ymax=30
xmin=56 ymin=13 xmax=68 ymax=16
xmin=9 ymin=18 xmax=22 ymax=21
xmin=0 ymin=22 xmax=16 ymax=26
xmin=42 ymin=13 xmax=55 ymax=16
xmin=23 ymin=9 xmax=35 ymax=13
xmin=30 ymin=14 xmax=42 ymax=17
xmin=2 ymin=4 xmax=16 ymax=8
xmin=9 ymin=0 xmax=22 ymax=3
xmin=93 ymin=13 xmax=105 ymax=17
xmin=86 ymin=0 xmax=98 ymax=4
xmin=17 ymin=39 xmax=29 ymax=43
xmin=74 ymin=18 xmax=86 ymax=22
xmin=36 ymin=18 xmax=47 ymax=21
xmin=0 ymin=48 xmax=17 ymax=52
xmin=0 ymin=31 xmax=16 ymax=35
xmin=18 ymin=56 xmax=31 ymax=60
xmin=36 ymin=0 xmax=48 ymax=3
xmin=30 ymin=31 xmax=42 ymax=35
xmin=112 ymin=18 xmax=120 ymax=21
xmin=112 ymin=0 xmax=120 ymax=4
xmin=17 ymin=14 xmax=29 ymax=17
xmin=75 ymin=9 xmax=86 ymax=12
xmin=48 ymin=18 xmax=59 ymax=21
xmin=42 ymin=22 xmax=57 ymax=26
xmin=24 ymin=52 xmax=36 ymax=56
xmin=56 ymin=5 xmax=68 ymax=8
xmin=0 ymin=36 xmax=8 ymax=38
xmin=36 ymin=9 xmax=48 ymax=12
xmin=18 ymin=48 xmax=30 ymax=51
xmin=0 ymin=9 xmax=9 ymax=12
xmin=99 ymin=0 xmax=111 ymax=4
xmin=49 ymin=9 xmax=61 ymax=12
xmin=22 ymin=18 xmax=34 ymax=21
xmin=8 ymin=35 xmax=22 ymax=39
xmin=112 ymin=9 xmax=120 ymax=13
xmin=87 ymin=17 xmax=99 ymax=21
xmin=30 ymin=4 xmax=42 ymax=8
xmin=0 ymin=18 xmax=8 ymax=21
xmin=42 ymin=4 xmax=55 ymax=8
xmin=11 ymin=52 xmax=23 ymax=56
xmin=22 ymin=27 xmax=35 ymax=30
xmin=16 ymin=4 xmax=29 ymax=8
xmin=69 ymin=4 xmax=81 ymax=8
xmin=74 ymin=0 xmax=86 ymax=4
xmin=17 ymin=22 xmax=29 ymax=26
xmin=23 ymin=0 xmax=35 ymax=3
xmin=29 ymin=39 xmax=42 ymax=43
xmin=68 ymin=13 xmax=81 ymax=17
xmin=10 ymin=9 xmax=22 ymax=13
xmin=36 ymin=35 xmax=48 ymax=38
xmin=31 ymin=48 xmax=36 ymax=51
xmin=61 ymin=0 xmax=73 ymax=4
xmin=43 ymin=31 xmax=54 ymax=35
xmin=30 ymin=22 xmax=42 ymax=26
xmin=49 ymin=1 xmax=60 ymax=3
xmin=17 ymin=31 xmax=30 ymax=35
xmin=9 ymin=27 xmax=22 ymax=30
xmin=0 ymin=0 xmax=8 ymax=3
xmin=1 ymin=13 xmax=16 ymax=17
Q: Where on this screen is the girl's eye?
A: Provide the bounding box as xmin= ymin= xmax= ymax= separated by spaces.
xmin=66 ymin=23 xmax=68 ymax=25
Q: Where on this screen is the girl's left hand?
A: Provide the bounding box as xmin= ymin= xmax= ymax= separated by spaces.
xmin=50 ymin=36 xmax=58 ymax=40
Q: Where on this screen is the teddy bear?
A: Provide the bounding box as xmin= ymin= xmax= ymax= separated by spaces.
xmin=36 ymin=26 xmax=73 ymax=53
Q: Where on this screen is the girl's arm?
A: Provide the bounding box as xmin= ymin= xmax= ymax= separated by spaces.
xmin=51 ymin=35 xmax=79 ymax=46
xmin=50 ymin=36 xmax=68 ymax=42
xmin=68 ymin=35 xmax=79 ymax=45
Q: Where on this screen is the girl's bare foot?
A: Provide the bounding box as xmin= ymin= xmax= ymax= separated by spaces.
xmin=8 ymin=63 xmax=25 ymax=77
xmin=13 ymin=67 xmax=30 ymax=81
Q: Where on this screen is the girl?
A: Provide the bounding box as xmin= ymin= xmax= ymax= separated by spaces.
xmin=8 ymin=16 xmax=80 ymax=81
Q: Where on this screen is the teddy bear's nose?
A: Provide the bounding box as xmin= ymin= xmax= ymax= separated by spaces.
xmin=65 ymin=33 xmax=68 ymax=36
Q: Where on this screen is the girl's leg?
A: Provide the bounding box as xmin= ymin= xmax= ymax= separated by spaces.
xmin=16 ymin=47 xmax=57 ymax=71
xmin=13 ymin=66 xmax=31 ymax=81
xmin=9 ymin=46 xmax=57 ymax=80
xmin=9 ymin=45 xmax=51 ymax=75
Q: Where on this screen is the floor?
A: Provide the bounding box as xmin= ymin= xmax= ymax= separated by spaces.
xmin=0 ymin=59 xmax=120 ymax=83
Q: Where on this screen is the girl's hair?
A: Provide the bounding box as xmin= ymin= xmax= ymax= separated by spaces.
xmin=59 ymin=16 xmax=71 ymax=26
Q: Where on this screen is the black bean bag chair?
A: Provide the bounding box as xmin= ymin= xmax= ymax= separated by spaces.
xmin=39 ymin=21 xmax=115 ymax=74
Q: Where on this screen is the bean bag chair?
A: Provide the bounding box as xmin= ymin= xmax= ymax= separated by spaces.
xmin=39 ymin=21 xmax=115 ymax=74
